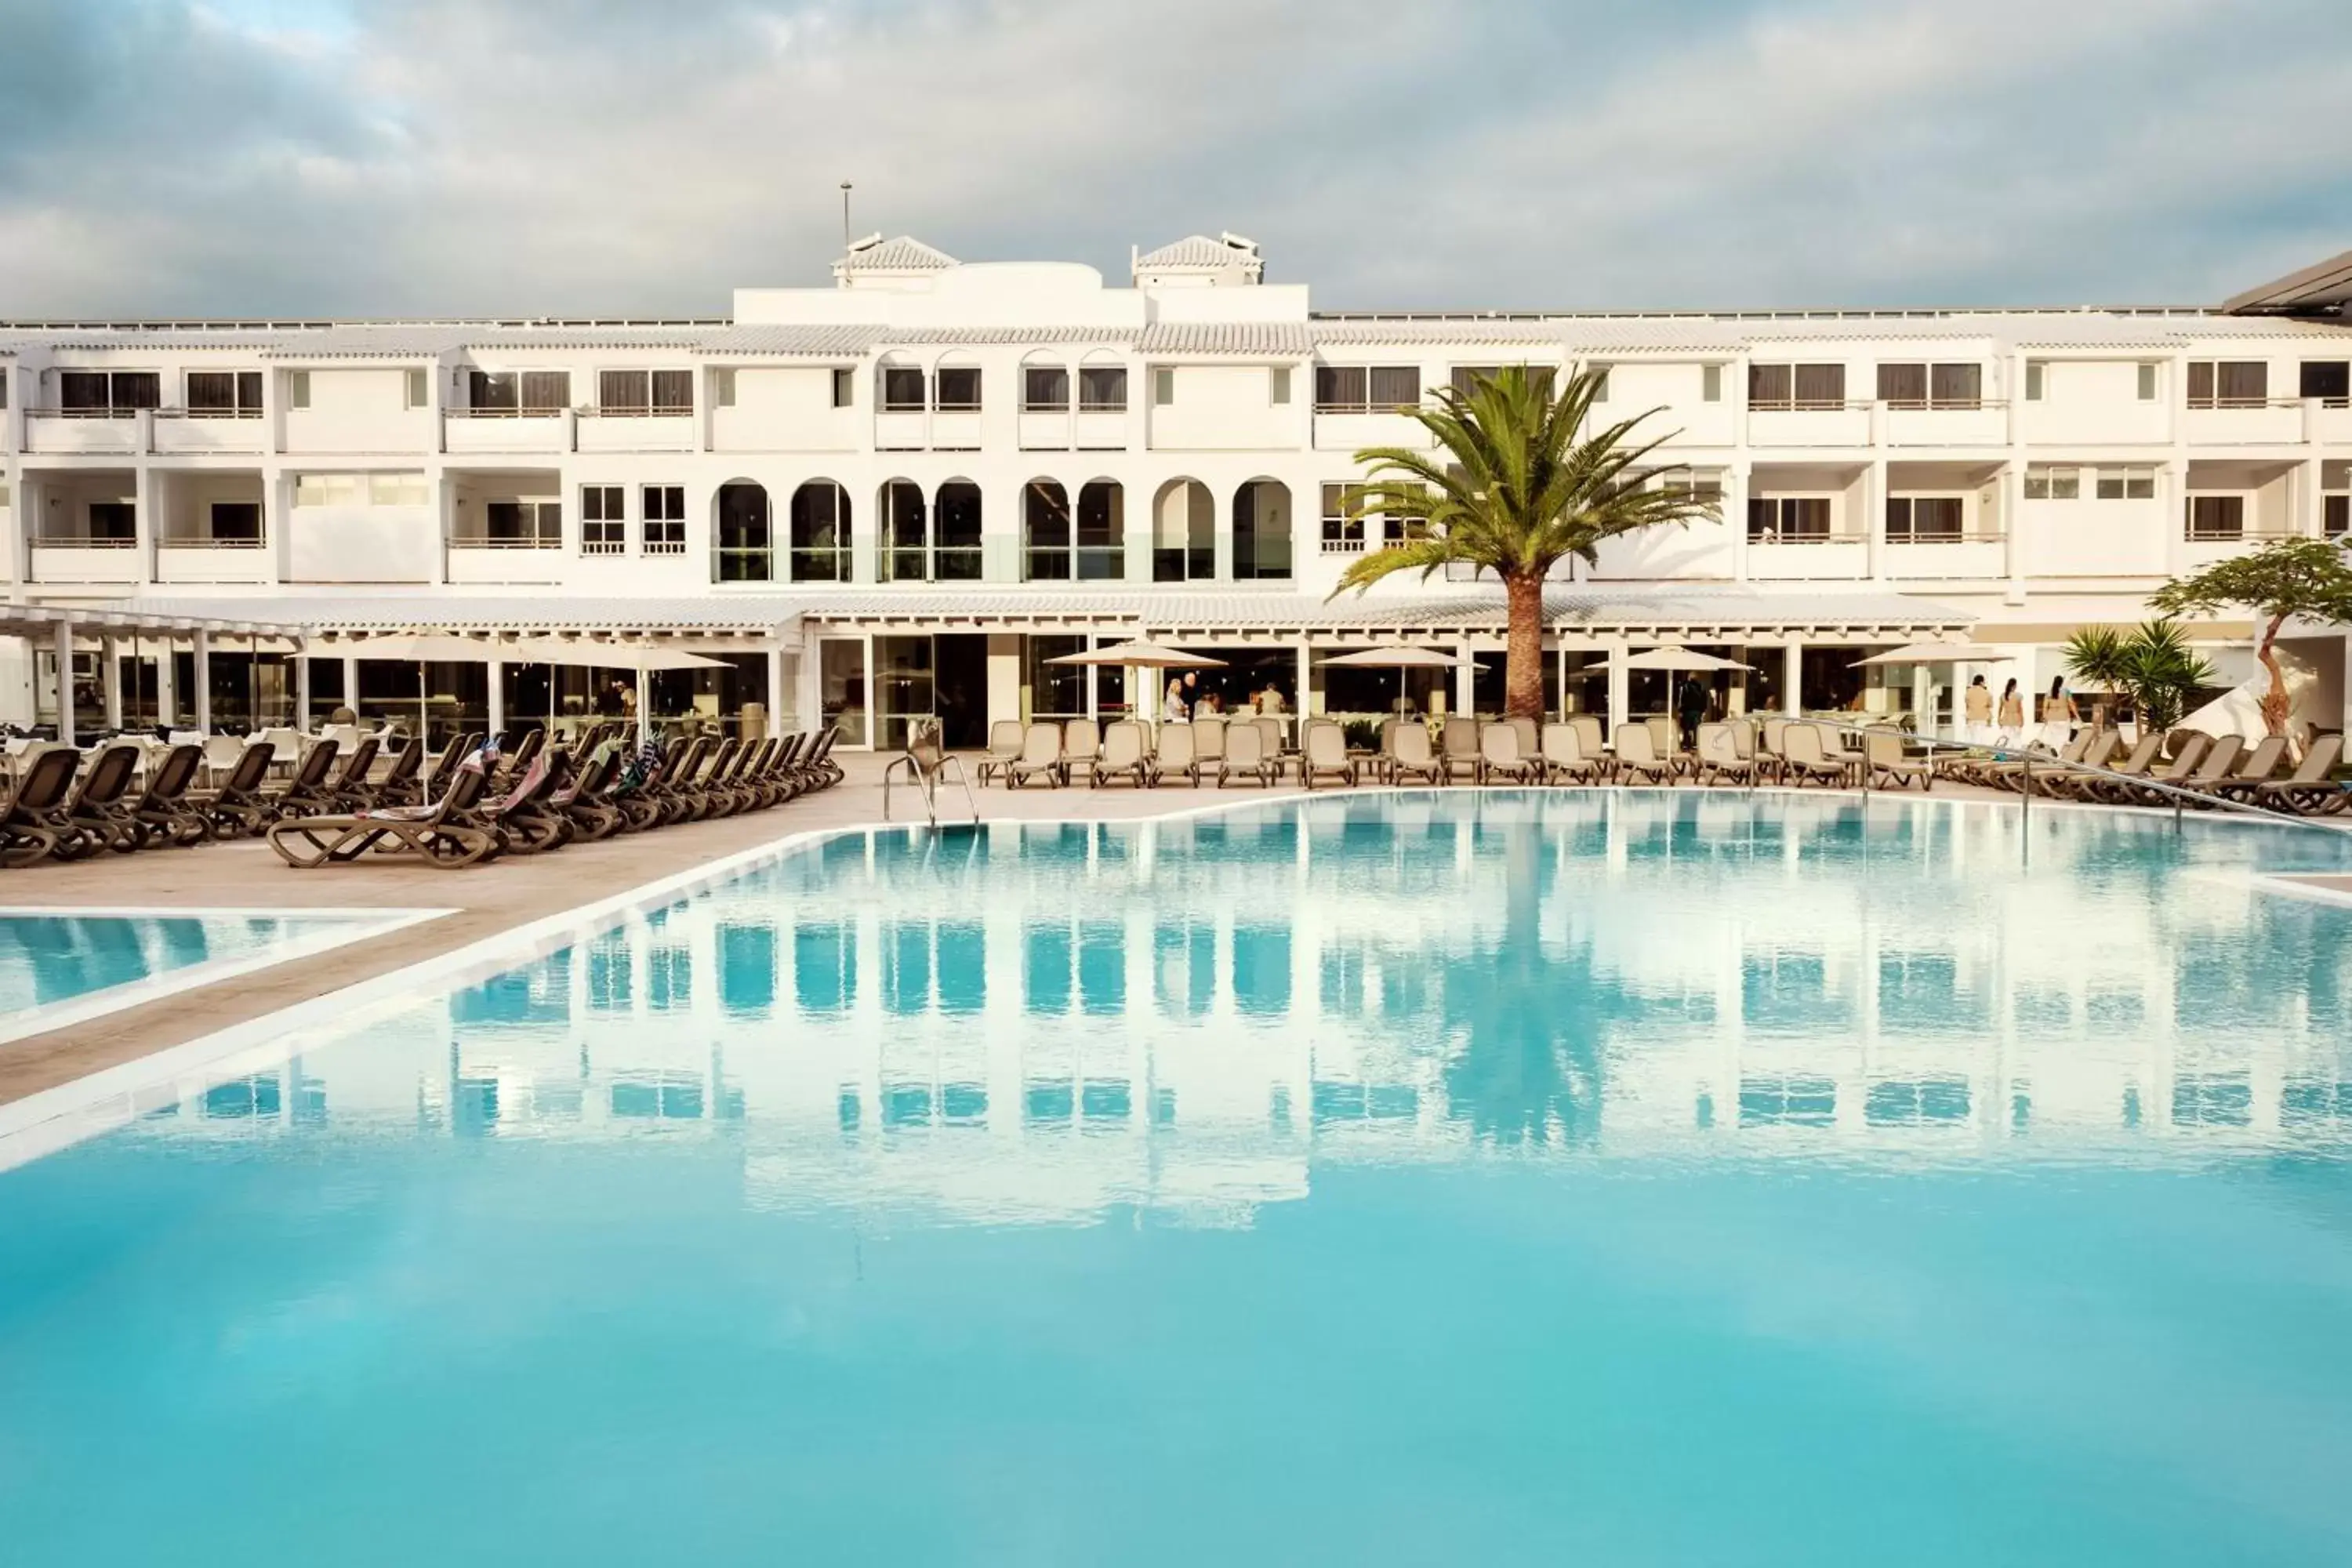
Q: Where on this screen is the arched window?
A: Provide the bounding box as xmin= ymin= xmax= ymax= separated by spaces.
xmin=1152 ymin=479 xmax=1214 ymax=582
xmin=713 ymin=481 xmax=771 ymax=582
xmin=1076 ymin=481 xmax=1123 ymax=579
xmin=1233 ymin=478 xmax=1292 ymax=580
xmin=877 ymin=354 xmax=925 ymax=413
xmin=789 ymin=481 xmax=851 ymax=582
xmin=1024 ymin=480 xmax=1072 ymax=581
xmin=879 ymin=479 xmax=927 ymax=583
xmin=934 ymin=480 xmax=984 ymax=579
xmin=1022 ymin=355 xmax=1069 ymax=413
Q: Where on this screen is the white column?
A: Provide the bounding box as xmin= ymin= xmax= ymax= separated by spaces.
xmin=765 ymin=643 xmax=785 ymax=734
xmin=636 ymin=659 xmax=652 ymax=746
xmin=193 ymin=628 xmax=212 ymax=734
xmin=53 ymin=617 xmax=74 ymax=746
xmin=1452 ymin=638 xmax=1473 ymax=717
xmin=100 ymin=636 xmax=122 ymax=731
xmin=1865 ymin=456 xmax=1889 ymax=581
xmin=133 ymin=462 xmax=160 ymax=586
xmin=156 ymin=637 xmax=177 ymax=731
xmin=1726 ymin=462 xmax=1751 ymax=583
xmin=1783 ymin=638 xmax=1804 ymax=716
xmin=486 ymin=657 xmax=506 ymax=742
xmin=1605 ymin=636 xmax=1630 ymax=735
xmin=1296 ymin=637 xmax=1313 ymax=718
xmin=295 ymin=646 xmax=313 ymax=728
xmin=2299 ymin=456 xmax=2324 ymax=539
xmin=341 ymin=654 xmax=360 ymax=722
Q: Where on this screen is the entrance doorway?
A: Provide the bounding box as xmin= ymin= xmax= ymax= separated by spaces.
xmin=935 ymin=634 xmax=989 ymax=748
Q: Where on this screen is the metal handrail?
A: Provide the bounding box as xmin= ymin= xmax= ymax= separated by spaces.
xmin=1801 ymin=717 xmax=2347 ymax=834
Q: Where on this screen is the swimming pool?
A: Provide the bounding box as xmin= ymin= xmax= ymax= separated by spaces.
xmin=3 ymin=794 xmax=2351 ymax=1566
xmin=0 ymin=907 xmax=445 ymax=1045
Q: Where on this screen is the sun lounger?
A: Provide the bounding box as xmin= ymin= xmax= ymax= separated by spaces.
xmin=484 ymin=749 xmax=565 ymax=854
xmin=1062 ymin=719 xmax=1100 ymax=785
xmin=1153 ymin=724 xmax=1201 ymax=786
xmin=129 ymin=743 xmax=209 ymax=848
xmin=1006 ymin=723 xmax=1066 ymax=789
xmin=2048 ymin=731 xmax=2164 ymax=800
xmin=269 ymin=757 xmax=500 ymax=869
xmin=1864 ymin=728 xmax=1933 ymax=792
xmin=1439 ymin=717 xmax=1482 ymax=783
xmin=1694 ymin=723 xmax=1758 ymax=786
xmin=269 ymin=737 xmax=342 ymax=820
xmin=64 ymin=742 xmax=147 ymax=855
xmin=1390 ymin=721 xmax=1443 ymax=786
xmin=1304 ymin=721 xmax=1361 ymax=789
xmin=2106 ymin=734 xmax=2228 ymax=805
xmin=1778 ymin=724 xmax=1849 ymax=787
xmin=975 ymin=720 xmax=1025 ymax=786
xmin=1091 ymin=722 xmax=1151 ymax=787
xmin=321 ymin=735 xmax=382 ymax=814
xmin=1612 ymin=724 xmax=1675 ymax=786
xmin=2206 ymin=735 xmax=2288 ymax=805
xmin=2242 ymin=733 xmax=2345 ymax=815
xmin=1541 ymin=721 xmax=1602 ymax=785
xmin=1218 ymin=720 xmax=1278 ymax=787
xmin=1979 ymin=729 xmax=2095 ymax=793
xmin=1475 ymin=722 xmax=1538 ymax=785
xmin=368 ymin=735 xmax=426 ymax=810
xmin=0 ymin=746 xmax=86 ymax=865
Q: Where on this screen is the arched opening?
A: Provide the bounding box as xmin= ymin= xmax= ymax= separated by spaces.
xmin=1233 ymin=477 xmax=1292 ymax=580
xmin=1077 ymin=480 xmax=1124 ymax=579
xmin=1024 ymin=480 xmax=1072 ymax=581
xmin=876 ymin=353 xmax=925 ymax=413
xmin=934 ymin=479 xmax=984 ymax=579
xmin=789 ymin=480 xmax=851 ymax=582
xmin=933 ymin=351 xmax=982 ymax=413
xmin=1021 ymin=352 xmax=1069 ymax=413
xmin=1078 ymin=349 xmax=1129 ymax=414
xmin=879 ymin=479 xmax=927 ymax=582
xmin=1152 ymin=478 xmax=1214 ymax=582
xmin=713 ymin=480 xmax=771 ymax=582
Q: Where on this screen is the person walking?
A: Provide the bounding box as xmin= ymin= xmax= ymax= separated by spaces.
xmin=1675 ymin=673 xmax=1710 ymax=751
xmin=1995 ymin=677 xmax=2024 ymax=743
xmin=1963 ymin=675 xmax=1993 ymax=743
xmin=2037 ymin=677 xmax=2078 ymax=751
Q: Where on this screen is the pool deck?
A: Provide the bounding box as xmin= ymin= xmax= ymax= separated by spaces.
xmin=0 ymin=753 xmax=2333 ymax=1110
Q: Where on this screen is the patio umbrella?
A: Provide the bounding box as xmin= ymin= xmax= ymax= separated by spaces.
xmin=1848 ymin=641 xmax=2013 ymax=667
xmin=506 ymin=640 xmax=728 ymax=742
xmin=340 ymin=632 xmax=512 ymax=741
xmin=1318 ymin=643 xmax=1465 ymax=717
xmin=1606 ymin=644 xmax=1759 ymax=672
xmin=1047 ymin=641 xmax=1227 ymax=728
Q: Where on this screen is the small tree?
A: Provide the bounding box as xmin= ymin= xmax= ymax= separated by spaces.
xmin=2114 ymin=619 xmax=2216 ymax=735
xmin=2062 ymin=625 xmax=2131 ymax=729
xmin=1332 ymin=365 xmax=1712 ymax=720
xmin=2149 ymin=539 xmax=2352 ymax=739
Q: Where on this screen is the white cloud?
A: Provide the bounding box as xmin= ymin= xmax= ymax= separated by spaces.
xmin=0 ymin=0 xmax=2345 ymax=317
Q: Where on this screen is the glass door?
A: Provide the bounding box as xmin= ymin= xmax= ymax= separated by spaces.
xmin=819 ymin=637 xmax=869 ymax=747
xmin=874 ymin=635 xmax=936 ymax=752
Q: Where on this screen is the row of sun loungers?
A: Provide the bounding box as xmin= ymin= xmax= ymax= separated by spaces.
xmin=266 ymin=726 xmax=843 ymax=869
xmin=1946 ymin=728 xmax=2348 ymax=814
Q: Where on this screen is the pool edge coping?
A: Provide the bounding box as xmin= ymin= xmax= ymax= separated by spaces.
xmin=1 ymin=782 xmax=2343 ymax=1169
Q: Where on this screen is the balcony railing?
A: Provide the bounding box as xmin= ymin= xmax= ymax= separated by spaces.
xmin=583 ymin=405 xmax=692 ymax=419
xmin=1880 ymin=397 xmax=2006 ymax=412
xmin=32 ymin=405 xmax=147 ymax=419
xmin=165 ymin=406 xmax=264 ymax=420
xmin=159 ymin=535 xmax=266 ymax=549
xmin=1313 ymin=399 xmax=1419 ymax=416
xmin=1748 ymin=529 xmax=1867 ymax=545
xmin=2186 ymin=395 xmax=2303 ymax=412
xmin=1747 ymin=397 xmax=1870 ymax=413
xmin=2183 ymin=521 xmax=2296 ymax=544
xmin=1884 ymin=530 xmax=2005 ymax=545
xmin=448 ymin=535 xmax=562 ymax=549
xmin=447 ymin=406 xmax=568 ymax=419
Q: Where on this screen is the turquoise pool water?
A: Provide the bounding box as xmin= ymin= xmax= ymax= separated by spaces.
xmin=0 ymin=912 xmax=380 ymax=1032
xmin=4 ymin=795 xmax=2352 ymax=1566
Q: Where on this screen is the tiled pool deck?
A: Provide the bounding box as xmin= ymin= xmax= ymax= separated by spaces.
xmin=0 ymin=753 xmax=2341 ymax=1112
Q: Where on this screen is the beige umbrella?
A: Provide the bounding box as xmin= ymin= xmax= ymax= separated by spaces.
xmin=1048 ymin=641 xmax=1226 ymax=728
xmin=503 ymin=638 xmax=729 ymax=742
xmin=1317 ymin=644 xmax=1466 ymax=670
xmin=1849 ymin=641 xmax=2013 ymax=667
xmin=1608 ymin=644 xmax=1758 ymax=672
xmin=339 ymin=632 xmax=512 ymax=739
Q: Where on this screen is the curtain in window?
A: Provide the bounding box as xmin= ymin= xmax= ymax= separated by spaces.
xmin=236 ymin=371 xmax=264 ymax=412
xmin=882 ymin=366 xmax=926 ymax=411
xmin=1078 ymin=366 xmax=1126 ymax=411
xmin=1791 ymin=365 xmax=1845 ymax=407
xmin=651 ymin=370 xmax=693 ymax=414
xmin=2216 ymin=361 xmax=2267 ymax=405
xmin=1367 ymin=366 xmax=1420 ymax=408
xmin=1025 ymin=367 xmax=1069 ymax=411
xmin=935 ymin=368 xmax=982 ymax=412
xmin=1875 ymin=364 xmax=1927 ymax=406
xmin=112 ymin=372 xmax=161 ymax=410
xmin=187 ymin=372 xmax=236 ymax=413
xmin=470 ymin=372 xmax=519 ymax=411
xmin=1316 ymin=365 xmax=1367 ymax=409
xmin=1748 ymin=365 xmax=1791 ymax=407
xmin=521 ymin=371 xmax=569 ymax=413
xmin=1929 ymin=363 xmax=1981 ymax=407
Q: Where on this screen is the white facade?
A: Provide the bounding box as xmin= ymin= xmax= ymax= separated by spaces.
xmin=3 ymin=230 xmax=2348 ymax=743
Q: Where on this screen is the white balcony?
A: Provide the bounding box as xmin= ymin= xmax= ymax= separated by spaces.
xmin=30 ymin=542 xmax=143 ymax=584
xmin=930 ymin=410 xmax=982 ymax=450
xmin=284 ymin=408 xmax=433 ymax=456
xmin=1881 ymin=537 xmax=2005 ymax=580
xmin=1882 ymin=402 xmax=2007 ymax=448
xmin=2016 ymin=401 xmax=2170 ymax=448
xmin=710 ymin=404 xmax=856 ymax=454
xmin=286 ymin=506 xmax=436 ymax=583
xmin=24 ymin=412 xmax=141 ymax=455
xmin=2183 ymin=401 xmax=2304 ymax=447
xmin=2016 ymin=502 xmax=2165 ymax=577
xmin=447 ymin=541 xmax=565 ymax=584
xmin=1748 ymin=405 xmax=1871 ymax=448
xmin=2308 ymin=401 xmax=2352 ymax=445
xmin=1018 ymin=410 xmax=1069 ymax=450
xmin=1744 ymin=538 xmax=1868 ymax=580
xmin=442 ymin=411 xmax=568 ymax=455
xmin=152 ymin=412 xmax=266 ymax=455
xmin=1652 ymin=405 xmax=1737 ymax=448
xmin=576 ymin=412 xmax=695 ymax=454
xmin=158 ymin=541 xmax=272 ymax=583
xmin=873 ymin=409 xmax=926 ymax=451
xmin=1313 ymin=410 xmax=1428 ymax=452
xmin=1074 ymin=409 xmax=1130 ymax=451
xmin=2181 ymin=525 xmax=2298 ymax=572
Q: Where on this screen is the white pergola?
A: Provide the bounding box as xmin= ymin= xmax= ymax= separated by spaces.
xmin=0 ymin=604 xmax=309 ymax=746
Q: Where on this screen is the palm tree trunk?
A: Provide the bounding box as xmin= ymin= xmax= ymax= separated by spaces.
xmin=2256 ymin=613 xmax=2290 ymax=738
xmin=1504 ymin=572 xmax=1545 ymax=720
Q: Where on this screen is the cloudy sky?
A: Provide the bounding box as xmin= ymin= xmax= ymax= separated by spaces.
xmin=2 ymin=0 xmax=2348 ymax=319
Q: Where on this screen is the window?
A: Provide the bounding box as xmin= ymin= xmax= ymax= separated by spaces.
xmin=1747 ymin=495 xmax=1831 ymax=542
xmin=789 ymin=481 xmax=852 ymax=580
xmin=2094 ymin=465 xmax=2156 ymax=500
xmin=293 ymin=471 xmax=425 ymax=506
xmin=1079 ymin=365 xmax=1127 ymax=412
xmin=934 ymin=366 xmax=982 ymax=412
xmin=2024 ymin=465 xmax=2082 ymax=500
xmin=404 ymin=367 xmax=429 ymax=408
xmin=479 ymin=500 xmax=561 ymax=546
xmin=2187 ymin=361 xmax=2267 ymax=408
xmin=185 ymin=370 xmax=264 ymax=417
xmin=1589 ymin=365 xmax=1611 ymax=402
xmin=208 ymin=501 xmax=262 ymax=543
xmin=2136 ymin=363 xmax=2158 ymax=401
xmin=466 ymin=369 xmax=569 ymax=414
xmin=641 ymin=485 xmax=685 ymax=555
xmin=1023 ymin=365 xmax=1070 ymax=412
xmin=713 ymin=368 xmax=737 ymax=408
xmin=371 ymin=472 xmax=428 ymax=506
xmin=58 ymin=370 xmax=158 ymax=416
xmin=1874 ymin=363 xmax=1981 ymax=409
xmin=1269 ymin=366 xmax=1290 ymax=405
xmin=2302 ymin=361 xmax=2350 ymax=403
xmin=2024 ymin=361 xmax=2045 ymax=401
xmin=582 ymin=485 xmax=626 ymax=554
xmin=289 ymin=370 xmax=311 ymax=409
xmin=1152 ymin=367 xmax=1175 ymax=406
xmin=595 ymin=369 xmax=691 ymax=415
xmin=87 ymin=501 xmax=136 ymax=541
xmin=880 ymin=365 xmax=926 ymax=412
xmin=1885 ymin=495 xmax=1964 ymax=542
xmin=1702 ymin=364 xmax=1722 ymax=403
xmin=2185 ymin=494 xmax=2245 ymax=541
xmin=1749 ymin=363 xmax=1846 ymax=410
xmin=831 ymin=367 xmax=855 ymax=408
xmin=1657 ymin=470 xmax=1724 ymax=515
xmin=1319 ymin=482 xmax=1366 ymax=553
xmin=2328 ymin=463 xmax=2350 ymax=539
xmin=1316 ymin=365 xmax=1420 ymax=412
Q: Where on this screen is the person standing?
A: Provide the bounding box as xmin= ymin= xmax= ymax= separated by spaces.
xmin=1995 ymin=677 xmax=2024 ymax=742
xmin=1162 ymin=677 xmax=1189 ymax=724
xmin=1675 ymin=673 xmax=1710 ymax=750
xmin=1963 ymin=674 xmax=1992 ymax=743
xmin=2038 ymin=677 xmax=2077 ymax=751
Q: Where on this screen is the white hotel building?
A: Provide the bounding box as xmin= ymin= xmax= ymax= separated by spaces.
xmin=0 ymin=232 xmax=2347 ymax=748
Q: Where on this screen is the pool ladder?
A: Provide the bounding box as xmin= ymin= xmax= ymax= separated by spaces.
xmin=882 ymin=723 xmax=981 ymax=829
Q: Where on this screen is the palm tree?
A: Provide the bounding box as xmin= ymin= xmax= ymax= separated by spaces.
xmin=1329 ymin=365 xmax=1714 ymax=720
xmin=2062 ymin=626 xmax=2130 ymax=730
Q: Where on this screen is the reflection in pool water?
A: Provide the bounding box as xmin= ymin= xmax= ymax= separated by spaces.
xmin=3 ymin=794 xmax=2352 ymax=1566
